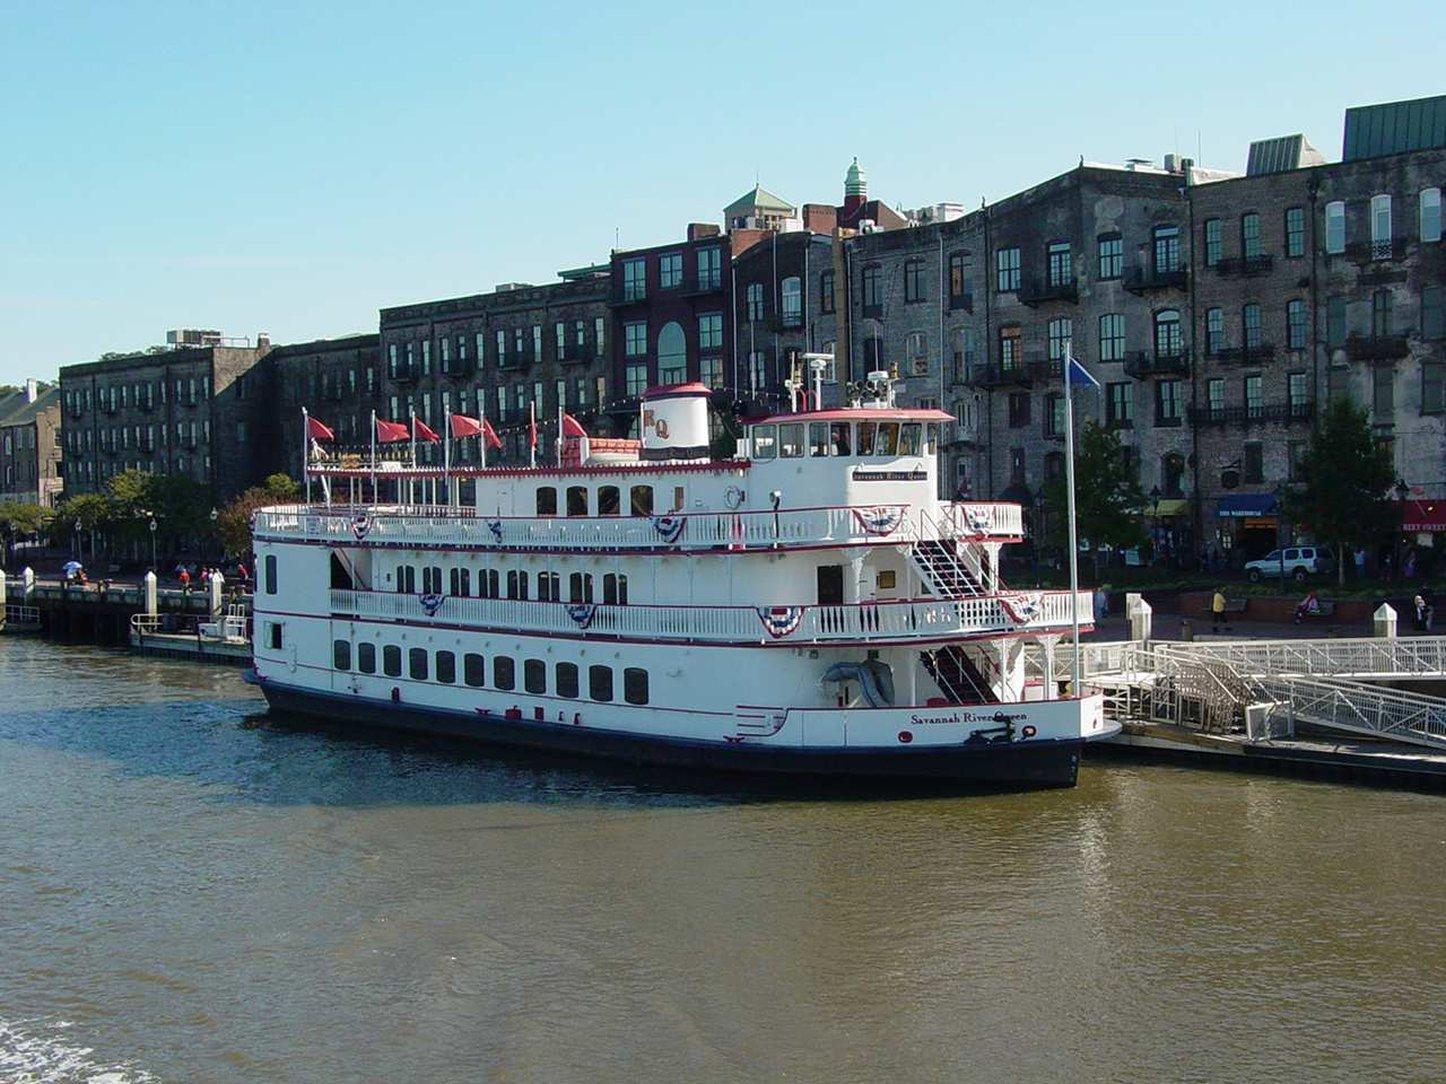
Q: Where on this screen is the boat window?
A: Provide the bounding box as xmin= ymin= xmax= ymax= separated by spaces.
xmin=408 ymin=647 xmax=428 ymax=681
xmin=479 ymin=569 xmax=499 ymax=599
xmin=830 ymin=422 xmax=852 ymax=456
xmin=856 ymin=422 xmax=877 ymax=455
xmin=395 ymin=565 xmax=416 ymax=593
xmin=589 ymin=664 xmax=614 ymax=702
xmin=566 ymin=486 xmax=589 ymax=517
xmin=556 ymin=662 xmax=579 ymax=699
xmin=876 ymin=422 xmax=900 ymax=456
xmin=569 ymin=572 xmax=594 ymax=603
xmin=779 ymin=423 xmax=805 ymax=458
xmin=333 ymin=640 xmax=351 ymax=671
xmin=524 ymin=659 xmax=547 ymax=694
xmin=923 ymin=422 xmax=937 ymax=455
xmin=463 ymin=653 xmax=486 ymax=687
xmin=436 ymin=650 xmax=456 ymax=685
xmin=598 ymin=485 xmax=621 ymax=516
xmin=422 ymin=566 xmax=442 ymax=594
xmin=538 ymin=571 xmax=560 ymax=602
xmin=899 ymin=422 xmax=922 ymax=456
xmin=358 ymin=643 xmax=377 ymax=674
xmin=267 ymin=622 xmax=283 ymax=650
xmin=624 ymin=667 xmax=649 ymax=706
xmin=383 ymin=645 xmax=402 ymax=677
xmin=494 ymin=656 xmax=515 ymax=691
xmin=630 ymin=485 xmax=654 ymax=516
xmin=603 ymin=573 xmax=628 ymax=605
xmin=449 ymin=568 xmax=471 ymax=595
xmin=536 ymin=486 xmax=557 ymax=516
xmin=264 ymin=555 xmax=277 ymax=595
xmin=506 ymin=569 xmax=529 ymax=600
xmin=808 ymin=422 xmax=831 ymax=456
xmin=752 ymin=425 xmax=777 ymax=459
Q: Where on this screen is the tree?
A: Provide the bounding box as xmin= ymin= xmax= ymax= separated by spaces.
xmin=1284 ymin=398 xmax=1397 ymax=585
xmin=1042 ymin=421 xmax=1147 ymax=578
xmin=48 ymin=493 xmax=114 ymax=557
xmin=216 ymin=474 xmax=301 ymax=559
xmin=0 ymin=501 xmax=50 ymax=569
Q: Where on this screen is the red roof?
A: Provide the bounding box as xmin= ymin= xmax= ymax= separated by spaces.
xmin=752 ymin=407 xmax=955 ymax=425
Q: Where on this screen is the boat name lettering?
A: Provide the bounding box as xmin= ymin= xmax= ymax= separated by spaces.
xmin=852 ymin=469 xmax=928 ymax=482
xmin=908 ymin=710 xmax=1028 ymax=726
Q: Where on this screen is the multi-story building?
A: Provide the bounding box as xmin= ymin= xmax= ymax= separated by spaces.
xmin=58 ymin=339 xmax=271 ymax=499
xmin=253 ymin=334 xmax=380 ymax=479
xmin=0 ymin=380 xmax=62 ymax=506
xmin=378 ymin=272 xmax=612 ymax=464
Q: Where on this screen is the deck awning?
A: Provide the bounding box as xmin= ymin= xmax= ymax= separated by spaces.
xmin=1217 ymin=493 xmax=1277 ymax=518
xmin=1151 ymin=498 xmax=1190 ymax=518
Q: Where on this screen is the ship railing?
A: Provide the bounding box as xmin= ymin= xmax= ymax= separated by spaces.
xmin=935 ymin=501 xmax=1024 ymax=540
xmin=325 ymin=588 xmax=1096 ymax=644
xmin=255 ymin=501 xmax=1024 ymax=551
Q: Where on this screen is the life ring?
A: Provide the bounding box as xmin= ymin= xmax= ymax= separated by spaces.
xmin=723 ymin=485 xmax=745 ymax=510
xmin=655 ymin=418 xmax=670 ymax=439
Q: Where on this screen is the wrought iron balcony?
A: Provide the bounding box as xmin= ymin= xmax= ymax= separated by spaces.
xmin=1345 ymin=334 xmax=1410 ymax=361
xmin=1189 ymin=402 xmax=1314 ymax=426
xmin=1018 ymin=277 xmax=1079 ymax=307
xmin=1214 ymin=254 xmax=1275 ymax=277
xmin=1347 ymin=239 xmax=1407 ymax=263
xmin=1208 ymin=343 xmax=1277 ymax=365
xmin=1123 ymin=350 xmax=1190 ymax=378
xmin=968 ymin=361 xmax=1046 ymax=389
xmin=1123 ymin=266 xmax=1188 ymax=294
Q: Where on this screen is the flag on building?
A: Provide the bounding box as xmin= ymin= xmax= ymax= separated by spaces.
xmin=306 ymin=416 xmax=335 ymax=441
xmin=375 ymin=418 xmax=410 ymax=443
xmin=414 ymin=418 xmax=441 ymax=443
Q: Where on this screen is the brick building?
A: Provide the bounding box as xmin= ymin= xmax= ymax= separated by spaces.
xmin=0 ymin=380 xmax=62 ymax=506
xmin=58 ymin=341 xmax=271 ymax=500
xmin=254 ymin=334 xmax=381 ymax=480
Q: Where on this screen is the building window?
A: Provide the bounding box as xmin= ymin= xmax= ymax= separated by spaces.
xmin=1326 ymin=296 xmax=1347 ymax=347
xmin=1243 ymin=303 xmax=1262 ymax=350
xmin=1206 ymin=378 xmax=1224 ymax=416
xmin=683 ymin=316 xmax=718 ymax=360
xmin=1245 ymin=374 xmax=1263 ymax=418
xmin=999 ymin=326 xmax=1021 ymax=372
xmin=659 ymin=252 xmax=683 ymax=289
xmin=1155 ymin=380 xmax=1182 ymax=426
xmin=1424 ymin=286 xmax=1445 ymax=340
xmin=1098 ymin=313 xmax=1125 ymax=362
xmin=1370 ymin=194 xmax=1392 ymax=258
xmin=1152 ymin=225 xmax=1180 ymax=274
xmin=1243 ymin=442 xmax=1264 ymax=484
xmin=624 ymin=321 xmax=647 ymax=359
xmin=747 ymin=351 xmax=768 ymax=394
xmin=1287 ymin=299 xmax=1307 ymax=350
xmin=1372 ymin=365 xmax=1393 ymax=417
xmin=657 ymin=322 xmax=686 ymax=385
xmin=948 ymin=252 xmax=971 ymax=305
xmin=589 ymin=664 xmax=614 ymax=703
xmin=1097 ymin=234 xmax=1122 ymax=280
xmin=781 ymin=276 xmax=801 ymax=325
xmin=1044 ymin=393 xmax=1065 ymax=437
xmin=1205 ymin=308 xmax=1224 ymax=355
xmin=603 ymin=572 xmax=628 ymax=605
xmin=1106 ymin=382 xmax=1132 ymax=427
xmin=623 ymin=258 xmax=646 ymax=301
xmin=820 ymin=269 xmax=835 ymax=314
xmin=1046 ymin=241 xmax=1072 ymax=287
xmin=1153 ymin=310 xmax=1182 ymax=358
xmin=700 ymin=356 xmax=723 ymax=388
xmin=1047 ymin=317 xmax=1072 ymax=370
xmin=861 ymin=265 xmax=882 ymax=308
xmin=1285 ymin=207 xmax=1306 ymax=257
xmin=1421 ymin=187 xmax=1443 ymax=243
xmin=1422 ymin=362 xmax=1445 ymax=414
xmin=1372 ymin=289 xmax=1393 ymax=338
xmin=1009 ymin=447 xmax=1025 ymax=486
xmin=746 ymin=282 xmax=764 ymax=322
xmin=1324 ymin=201 xmax=1346 ymax=254
xmin=1008 ymin=392 xmax=1031 ymax=428
xmin=697 ymin=247 xmax=721 ymax=290
xmin=904 ymin=259 xmax=925 ymax=302
xmin=1288 ymin=371 xmax=1307 ymax=412
xmin=1203 ymin=219 xmax=1222 ymax=266
xmin=594 ymin=316 xmax=606 ymax=357
xmin=996 ymin=247 xmax=1020 ymax=292
xmin=1241 ymin=212 xmax=1262 ymax=259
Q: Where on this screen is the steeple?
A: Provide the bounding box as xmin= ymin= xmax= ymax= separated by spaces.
xmin=844 ymin=157 xmax=867 ymax=198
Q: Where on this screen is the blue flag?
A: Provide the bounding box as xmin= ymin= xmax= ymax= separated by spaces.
xmin=1066 ymin=354 xmax=1099 ymax=390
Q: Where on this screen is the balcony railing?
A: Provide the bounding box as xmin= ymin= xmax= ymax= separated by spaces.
xmin=1215 ymin=254 xmax=1275 ymax=277
xmin=1189 ymin=402 xmax=1314 ymax=426
xmin=324 ymin=586 xmax=1097 ymax=647
xmin=254 ymin=500 xmax=1025 ymax=554
xmin=1123 ymin=266 xmax=1188 ymax=294
xmin=1347 ymin=239 xmax=1407 ymax=263
xmin=1123 ymin=350 xmax=1190 ymax=378
xmin=1345 ymin=334 xmax=1411 ymax=361
xmin=968 ymin=361 xmax=1047 ymax=389
xmin=1018 ymin=278 xmax=1079 ymax=307
xmin=1208 ymin=343 xmax=1277 ymax=365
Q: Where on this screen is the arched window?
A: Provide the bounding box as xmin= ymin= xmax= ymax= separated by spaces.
xmin=657 ymin=322 xmax=686 ymax=385
xmin=1153 ymin=310 xmax=1182 ymax=358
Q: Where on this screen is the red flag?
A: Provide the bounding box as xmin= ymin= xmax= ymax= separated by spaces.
xmin=375 ymin=418 xmax=409 ymax=444
xmin=449 ymin=414 xmax=482 ymax=439
xmin=482 ymin=418 xmax=502 ymax=450
xmin=414 ymin=418 xmax=440 ymax=443
xmin=561 ymin=413 xmax=588 ymax=438
xmin=306 ymin=416 xmax=335 ymax=441
xmin=528 ymin=415 xmax=537 ymax=448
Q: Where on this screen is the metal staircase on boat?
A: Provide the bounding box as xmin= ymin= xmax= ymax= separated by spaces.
xmin=923 ymin=645 xmax=1000 ymax=704
xmin=909 ymin=540 xmax=984 ymax=599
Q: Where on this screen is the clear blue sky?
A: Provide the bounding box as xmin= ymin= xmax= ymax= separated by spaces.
xmin=2 ymin=1 xmax=1441 ymax=385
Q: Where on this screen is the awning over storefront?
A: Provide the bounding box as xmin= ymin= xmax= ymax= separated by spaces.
xmin=1400 ymin=499 xmax=1446 ymax=532
xmin=1217 ymin=494 xmax=1277 ymax=518
xmin=1151 ymin=498 xmax=1190 ymax=518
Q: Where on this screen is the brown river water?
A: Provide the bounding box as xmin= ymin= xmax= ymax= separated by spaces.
xmin=0 ymin=638 xmax=1442 ymax=1082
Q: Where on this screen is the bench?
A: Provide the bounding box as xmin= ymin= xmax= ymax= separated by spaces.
xmin=1297 ymin=600 xmax=1337 ymax=621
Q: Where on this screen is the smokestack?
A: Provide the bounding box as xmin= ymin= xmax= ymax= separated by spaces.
xmin=25 ymin=378 xmax=37 ymax=403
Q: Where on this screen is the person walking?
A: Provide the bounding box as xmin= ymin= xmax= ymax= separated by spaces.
xmin=1211 ymin=587 xmax=1227 ymax=633
xmin=179 ymin=567 xmax=191 ymax=595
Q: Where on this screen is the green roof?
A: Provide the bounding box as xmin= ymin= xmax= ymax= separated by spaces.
xmin=1344 ymin=94 xmax=1446 ymax=161
xmin=724 ymin=184 xmax=795 ymax=217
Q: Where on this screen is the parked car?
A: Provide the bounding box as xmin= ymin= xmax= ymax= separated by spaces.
xmin=1244 ymin=545 xmax=1335 ymax=582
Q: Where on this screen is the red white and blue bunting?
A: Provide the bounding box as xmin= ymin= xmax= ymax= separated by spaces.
xmin=998 ymin=592 xmax=1043 ymax=624
xmin=566 ymin=603 xmax=597 ymax=629
xmin=485 ymin=520 xmax=503 ymax=543
xmin=757 ymin=606 xmax=804 ymax=639
xmin=852 ymin=506 xmax=904 ymax=536
xmin=420 ymin=592 xmax=445 ymax=617
xmin=351 ymin=513 xmax=373 ymax=540
xmin=651 ymin=514 xmax=686 ymax=546
xmin=963 ymin=507 xmax=994 ymax=534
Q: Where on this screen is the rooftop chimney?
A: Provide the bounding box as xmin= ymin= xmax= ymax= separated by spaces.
xmin=257 ymin=333 xmax=271 ymax=350
xmin=25 ymin=378 xmax=37 ymax=403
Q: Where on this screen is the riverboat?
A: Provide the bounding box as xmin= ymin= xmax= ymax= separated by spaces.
xmin=248 ymin=374 xmax=1116 ymax=787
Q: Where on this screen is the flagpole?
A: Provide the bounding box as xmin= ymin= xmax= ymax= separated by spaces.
xmin=302 ymin=407 xmax=312 ymax=504
xmin=556 ymin=402 xmax=563 ymax=468
xmin=1063 ymin=341 xmax=1082 ymax=698
xmin=369 ymin=409 xmax=377 ymax=507
xmin=529 ymin=402 xmax=536 ymax=469
xmin=479 ymin=403 xmax=488 ymax=470
xmin=408 ymin=410 xmax=417 ymax=508
xmin=444 ymin=411 xmax=452 ymax=507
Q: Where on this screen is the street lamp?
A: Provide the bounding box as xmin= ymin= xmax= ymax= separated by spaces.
xmin=73 ymin=517 xmax=81 ymax=560
xmin=147 ymin=515 xmax=157 ymax=572
xmin=209 ymin=507 xmax=219 ymax=563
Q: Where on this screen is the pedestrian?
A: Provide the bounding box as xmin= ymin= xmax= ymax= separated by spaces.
xmin=1413 ymin=594 xmax=1434 ymax=632
xmin=236 ymin=562 xmax=249 ymax=588
xmin=1212 ymin=586 xmax=1227 ymax=633
xmin=1294 ymin=589 xmax=1320 ymax=624
xmin=179 ymin=567 xmax=191 ymax=593
xmin=1353 ymin=547 xmax=1366 ymax=579
xmin=1093 ymin=587 xmax=1108 ymax=623
xmin=1404 ymin=549 xmax=1418 ymax=579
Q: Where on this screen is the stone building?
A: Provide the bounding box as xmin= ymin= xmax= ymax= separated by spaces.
xmin=58 ymin=341 xmax=271 ymax=500
xmin=0 ymin=380 xmax=62 ymax=506
xmin=252 ymin=334 xmax=381 ymax=480
xmin=378 ymin=272 xmax=612 ymax=464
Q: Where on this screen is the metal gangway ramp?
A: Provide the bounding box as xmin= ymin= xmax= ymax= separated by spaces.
xmin=1154 ymin=636 xmax=1446 ymax=681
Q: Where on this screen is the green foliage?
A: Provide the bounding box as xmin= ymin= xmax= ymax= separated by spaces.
xmin=1041 ymin=421 xmax=1147 ymax=555
xmin=48 ymin=472 xmax=219 ymax=556
xmin=0 ymin=501 xmax=50 ymax=538
xmin=1283 ymin=399 xmax=1396 ymax=583
xmin=215 ymin=475 xmax=298 ymax=559
xmin=262 ymin=473 xmax=300 ymax=500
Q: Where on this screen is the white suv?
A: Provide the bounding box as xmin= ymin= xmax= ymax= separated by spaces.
xmin=1244 ymin=546 xmax=1335 ymax=582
